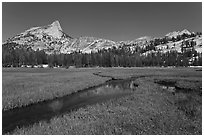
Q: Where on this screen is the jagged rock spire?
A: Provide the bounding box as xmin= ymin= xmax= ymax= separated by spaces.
xmin=51 ymin=20 xmax=62 ymax=31
xmin=42 ymin=20 xmax=63 ymax=39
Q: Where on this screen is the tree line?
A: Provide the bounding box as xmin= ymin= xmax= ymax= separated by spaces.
xmin=2 ymin=41 xmax=202 ymax=68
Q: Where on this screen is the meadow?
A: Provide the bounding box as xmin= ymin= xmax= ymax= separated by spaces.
xmin=2 ymin=67 xmax=202 ymax=134
xmin=2 ymin=68 xmax=110 ymax=110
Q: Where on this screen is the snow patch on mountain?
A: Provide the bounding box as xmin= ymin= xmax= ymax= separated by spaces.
xmin=179 ymin=29 xmax=191 ymax=35
xmin=165 ymin=29 xmax=192 ymax=38
xmin=155 ymin=36 xmax=202 ymax=54
xmin=3 ymin=21 xmax=202 ymax=56
xmin=194 ymin=36 xmax=202 ymax=53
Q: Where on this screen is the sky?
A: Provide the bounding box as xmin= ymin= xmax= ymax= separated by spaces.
xmin=2 ymin=2 xmax=202 ymax=41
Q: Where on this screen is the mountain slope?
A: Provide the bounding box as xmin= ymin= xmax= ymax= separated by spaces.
xmin=5 ymin=20 xmax=73 ymax=54
xmin=165 ymin=29 xmax=192 ymax=38
xmin=3 ymin=21 xmax=202 ymax=55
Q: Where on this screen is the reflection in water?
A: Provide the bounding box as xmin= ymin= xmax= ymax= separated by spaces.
xmin=3 ymin=78 xmax=138 ymax=134
xmin=156 ymin=80 xmax=202 ymax=120
xmin=161 ymin=85 xmax=176 ymax=93
xmin=155 ymin=80 xmax=176 ymax=95
xmin=78 ymin=79 xmax=137 ymax=97
xmin=130 ymin=81 xmax=138 ymax=90
xmin=48 ymin=100 xmax=63 ymax=112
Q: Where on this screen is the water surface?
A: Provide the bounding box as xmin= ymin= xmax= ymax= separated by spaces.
xmin=3 ymin=78 xmax=138 ymax=134
xmin=155 ymin=79 xmax=202 ymax=119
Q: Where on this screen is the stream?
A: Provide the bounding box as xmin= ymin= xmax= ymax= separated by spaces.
xmin=155 ymin=79 xmax=202 ymax=120
xmin=2 ymin=78 xmax=138 ymax=134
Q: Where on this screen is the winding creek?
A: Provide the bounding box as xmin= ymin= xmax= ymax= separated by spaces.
xmin=3 ymin=77 xmax=139 ymax=134
xmin=3 ymin=73 xmax=201 ymax=134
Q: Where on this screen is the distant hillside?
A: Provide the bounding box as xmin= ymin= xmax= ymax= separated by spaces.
xmin=2 ymin=20 xmax=202 ymax=67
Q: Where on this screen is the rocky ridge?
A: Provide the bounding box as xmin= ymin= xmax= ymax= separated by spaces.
xmin=3 ymin=21 xmax=202 ymax=55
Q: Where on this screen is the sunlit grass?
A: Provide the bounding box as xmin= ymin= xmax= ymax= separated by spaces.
xmin=2 ymin=68 xmax=110 ymax=110
xmin=3 ymin=67 xmax=202 ymax=134
xmin=11 ymin=76 xmax=202 ymax=134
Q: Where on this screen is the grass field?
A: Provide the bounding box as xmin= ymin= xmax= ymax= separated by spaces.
xmin=2 ymin=67 xmax=202 ymax=134
xmin=2 ymin=68 xmax=110 ymax=110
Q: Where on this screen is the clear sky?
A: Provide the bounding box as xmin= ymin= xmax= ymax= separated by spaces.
xmin=2 ymin=2 xmax=202 ymax=41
